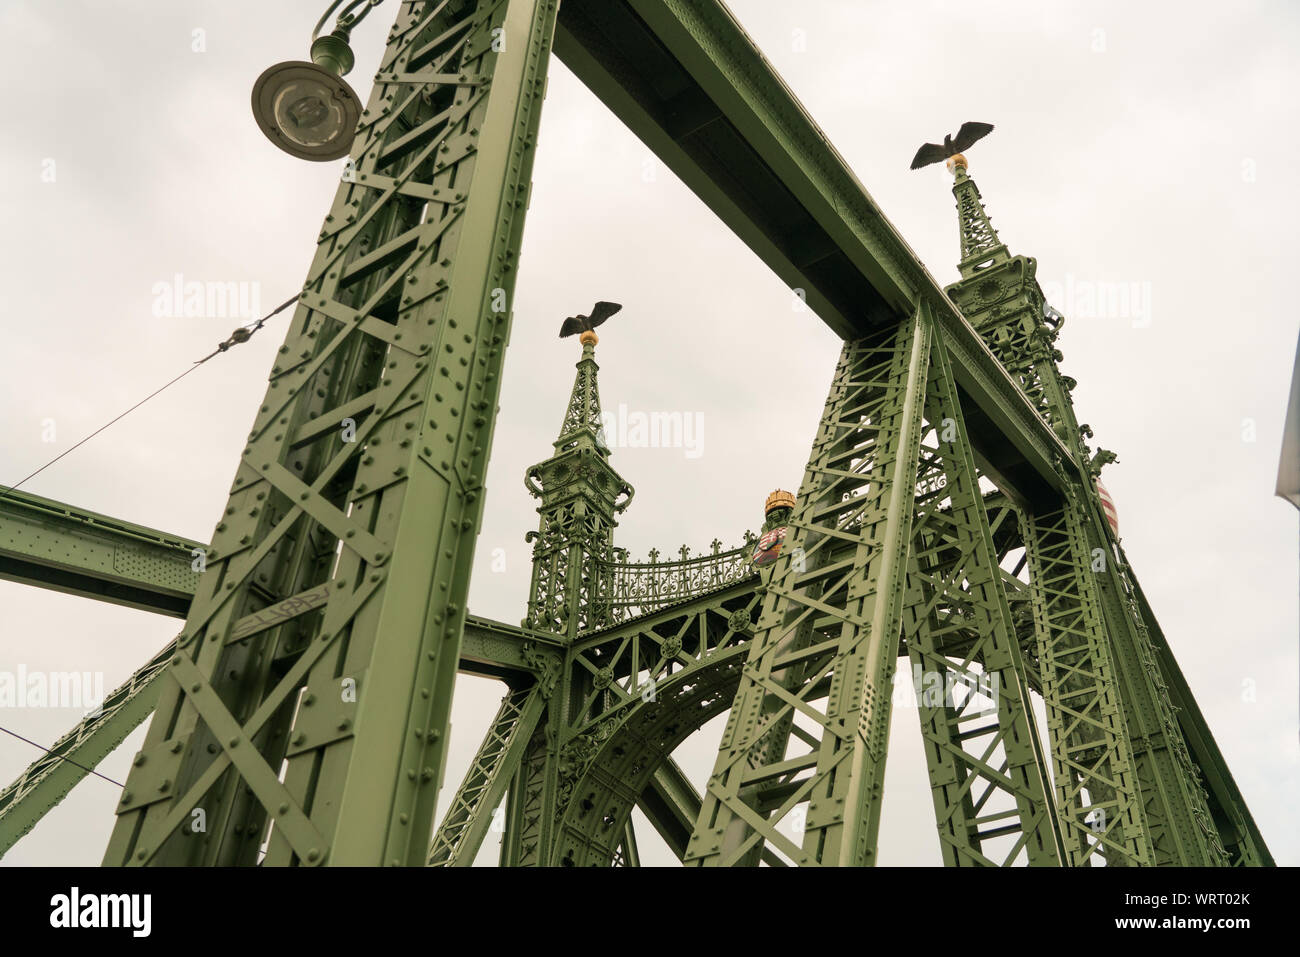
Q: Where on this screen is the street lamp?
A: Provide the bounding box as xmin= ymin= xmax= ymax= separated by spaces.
xmin=251 ymin=1 xmax=384 ymax=161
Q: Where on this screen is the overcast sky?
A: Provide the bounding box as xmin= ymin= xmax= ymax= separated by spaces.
xmin=1 ymin=0 xmax=1295 ymax=867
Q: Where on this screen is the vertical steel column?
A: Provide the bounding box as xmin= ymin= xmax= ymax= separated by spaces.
xmin=104 ymin=0 xmax=559 ymax=867
xmin=901 ymin=326 xmax=1063 ymax=867
xmin=686 ymin=309 xmax=931 ymax=866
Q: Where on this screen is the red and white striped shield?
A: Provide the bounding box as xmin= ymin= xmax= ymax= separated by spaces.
xmin=1096 ymin=479 xmax=1119 ymax=537
xmin=751 ymin=526 xmax=787 ymax=567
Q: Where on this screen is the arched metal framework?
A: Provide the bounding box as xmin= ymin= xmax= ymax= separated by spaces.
xmin=0 ymin=0 xmax=1270 ymax=867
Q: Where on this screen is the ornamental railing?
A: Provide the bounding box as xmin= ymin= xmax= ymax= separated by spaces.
xmin=590 ymin=534 xmax=759 ymax=627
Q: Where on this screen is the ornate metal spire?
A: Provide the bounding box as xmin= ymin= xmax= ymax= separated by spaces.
xmin=943 ymin=153 xmax=1083 ymax=450
xmin=525 ymin=329 xmax=633 ymax=636
xmin=948 ymin=154 xmax=1011 ymax=279
xmin=554 ymin=331 xmax=608 ymax=457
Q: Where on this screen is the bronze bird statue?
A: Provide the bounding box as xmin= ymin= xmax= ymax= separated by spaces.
xmin=559 ymin=301 xmax=622 ymax=338
xmin=910 ymin=121 xmax=994 ymax=170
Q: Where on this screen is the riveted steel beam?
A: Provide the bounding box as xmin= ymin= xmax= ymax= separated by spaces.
xmin=0 ymin=489 xmax=199 ymax=616
xmin=637 ymin=756 xmax=702 ymax=860
xmin=686 ymin=311 xmax=934 ymax=867
xmin=428 ymin=684 xmax=546 ymax=866
xmin=901 ymin=323 xmax=1063 ymax=867
xmin=552 ymin=0 xmax=1073 ymax=505
xmin=1 ymin=0 xmax=1266 ymax=872
xmin=0 ymin=480 xmax=560 ymax=681
xmin=0 ymin=641 xmax=173 ymax=858
xmin=1023 ymin=495 xmax=1151 ymax=867
xmin=97 ymin=0 xmax=562 ymax=868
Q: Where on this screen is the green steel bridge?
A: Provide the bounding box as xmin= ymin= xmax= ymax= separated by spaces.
xmin=0 ymin=0 xmax=1271 ymax=867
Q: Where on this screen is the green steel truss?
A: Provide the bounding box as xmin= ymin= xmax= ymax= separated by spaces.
xmin=0 ymin=611 xmax=560 ymax=859
xmin=682 ymin=307 xmax=1063 ymax=867
xmin=1022 ymin=498 xmax=1149 ymax=866
xmin=945 ymin=156 xmax=1240 ymax=867
xmin=0 ymin=640 xmax=175 ymax=856
xmin=0 ymin=0 xmax=1270 ymax=867
xmin=901 ymin=325 xmax=1062 ymax=867
xmin=427 ymin=683 xmax=545 ymax=865
xmin=102 ymin=0 xmax=560 ymax=867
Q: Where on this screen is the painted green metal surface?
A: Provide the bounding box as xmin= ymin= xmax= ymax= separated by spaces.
xmin=0 ymin=640 xmax=173 ymax=857
xmin=901 ymin=322 xmax=1062 ymax=866
xmin=427 ymin=683 xmax=545 ymax=866
xmin=945 ymin=160 xmax=1257 ymax=866
xmin=0 ymin=0 xmax=1272 ymax=868
xmin=0 ymin=489 xmax=199 ymax=616
xmin=677 ymin=306 xmax=1067 ymax=867
xmin=637 ymin=756 xmax=703 ymax=858
xmin=552 ymin=0 xmax=1075 ymax=505
xmin=941 ymin=160 xmax=1163 ymax=865
xmin=96 ymin=0 xmax=561 ymax=868
xmin=1124 ymin=555 xmax=1273 ymax=866
xmin=1089 ymin=527 xmax=1229 ymax=865
xmin=1023 ymin=497 xmax=1151 ymax=866
xmin=0 ymin=612 xmax=558 ymax=858
xmin=687 ymin=310 xmax=937 ymax=866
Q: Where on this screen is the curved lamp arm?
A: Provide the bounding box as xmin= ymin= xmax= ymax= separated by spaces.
xmin=313 ymin=0 xmax=384 ymax=41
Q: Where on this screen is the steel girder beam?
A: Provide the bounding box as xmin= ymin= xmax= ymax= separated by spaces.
xmin=0 ymin=489 xmax=199 ymax=616
xmin=0 ymin=482 xmax=561 ymax=682
xmin=637 ymin=755 xmax=784 ymax=866
xmin=684 ymin=316 xmax=936 ymax=866
xmin=551 ymin=0 xmax=1073 ymax=506
xmin=0 ymin=641 xmax=172 ymax=857
xmin=637 ymin=755 xmax=703 ymax=860
xmin=458 ymin=615 xmax=563 ymax=684
xmin=0 ymin=533 xmax=577 ymax=866
xmin=1074 ymin=500 xmax=1228 ymax=865
xmin=427 ymin=683 xmax=547 ymax=866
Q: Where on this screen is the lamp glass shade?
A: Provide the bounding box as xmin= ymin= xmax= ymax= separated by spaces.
xmin=252 ymin=60 xmax=361 ymax=162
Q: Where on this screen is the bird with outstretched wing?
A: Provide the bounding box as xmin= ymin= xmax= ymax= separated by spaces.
xmin=559 ymin=301 xmax=623 ymax=338
xmin=910 ymin=121 xmax=994 ymax=170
